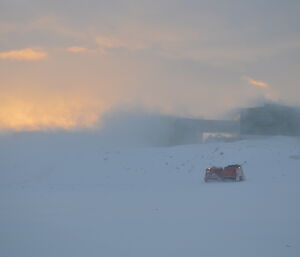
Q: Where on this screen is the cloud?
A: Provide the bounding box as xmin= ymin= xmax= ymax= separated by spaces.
xmin=66 ymin=46 xmax=107 ymax=55
xmin=96 ymin=36 xmax=147 ymax=51
xmin=243 ymin=76 xmax=280 ymax=102
xmin=0 ymin=89 xmax=108 ymax=131
xmin=0 ymin=48 xmax=48 ymax=61
xmin=96 ymin=37 xmax=125 ymax=48
xmin=244 ymin=76 xmax=269 ymax=88
xmin=67 ymin=46 xmax=90 ymax=53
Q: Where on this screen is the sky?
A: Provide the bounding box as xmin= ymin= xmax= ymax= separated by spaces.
xmin=0 ymin=0 xmax=299 ymax=131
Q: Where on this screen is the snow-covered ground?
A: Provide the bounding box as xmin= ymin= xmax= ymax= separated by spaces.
xmin=1 ymin=134 xmax=300 ymax=257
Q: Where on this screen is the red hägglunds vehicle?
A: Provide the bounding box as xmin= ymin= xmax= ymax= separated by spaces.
xmin=204 ymin=164 xmax=245 ymax=182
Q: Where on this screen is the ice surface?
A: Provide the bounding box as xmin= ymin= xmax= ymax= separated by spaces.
xmin=0 ymin=135 xmax=299 ymax=257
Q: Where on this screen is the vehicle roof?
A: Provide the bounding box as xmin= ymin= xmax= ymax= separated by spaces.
xmin=225 ymin=164 xmax=241 ymax=168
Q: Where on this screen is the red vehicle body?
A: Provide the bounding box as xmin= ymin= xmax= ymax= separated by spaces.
xmin=204 ymin=164 xmax=244 ymax=182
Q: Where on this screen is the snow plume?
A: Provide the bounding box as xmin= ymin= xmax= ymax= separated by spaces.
xmin=97 ymin=108 xmax=175 ymax=147
xmin=1 ymin=108 xmax=177 ymax=148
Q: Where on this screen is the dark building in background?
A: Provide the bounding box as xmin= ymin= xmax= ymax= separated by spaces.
xmin=240 ymin=104 xmax=300 ymax=136
xmin=168 ymin=103 xmax=300 ymax=145
xmin=170 ymin=118 xmax=240 ymax=144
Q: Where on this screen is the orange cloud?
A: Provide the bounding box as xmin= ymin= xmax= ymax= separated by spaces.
xmin=66 ymin=46 xmax=107 ymax=55
xmin=0 ymin=91 xmax=109 ymax=131
xmin=67 ymin=46 xmax=89 ymax=53
xmin=0 ymin=48 xmax=48 ymax=61
xmin=244 ymin=77 xmax=268 ymax=88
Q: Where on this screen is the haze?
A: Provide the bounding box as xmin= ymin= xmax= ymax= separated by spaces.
xmin=1 ymin=0 xmax=299 ymax=131
xmin=1 ymin=3 xmax=300 ymax=256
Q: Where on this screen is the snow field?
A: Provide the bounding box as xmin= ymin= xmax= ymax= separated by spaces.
xmin=0 ymin=135 xmax=299 ymax=257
